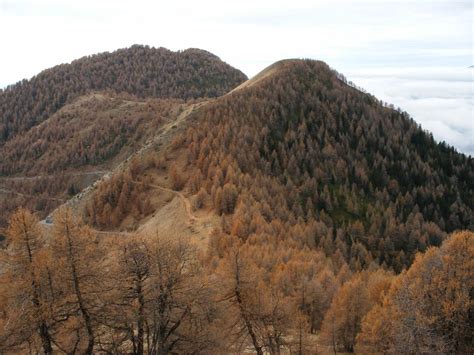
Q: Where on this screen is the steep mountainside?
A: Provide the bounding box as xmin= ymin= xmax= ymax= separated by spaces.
xmin=0 ymin=45 xmax=246 ymax=144
xmin=181 ymin=60 xmax=473 ymax=269
xmin=94 ymin=59 xmax=473 ymax=271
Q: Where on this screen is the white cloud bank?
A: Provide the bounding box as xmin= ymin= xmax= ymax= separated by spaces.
xmin=347 ymin=67 xmax=473 ymax=156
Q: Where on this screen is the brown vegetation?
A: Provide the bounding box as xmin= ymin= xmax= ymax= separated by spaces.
xmin=0 ymin=45 xmax=247 ymax=228
xmin=1 ymin=208 xmax=471 ymax=353
xmin=86 ymin=168 xmax=153 ymax=229
xmin=356 ymin=231 xmax=473 ymax=354
xmin=0 ymin=94 xmax=179 ymax=176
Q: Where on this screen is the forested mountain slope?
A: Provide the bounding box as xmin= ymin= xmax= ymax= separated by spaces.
xmin=162 ymin=59 xmax=473 ymax=271
xmin=0 ymin=45 xmax=246 ymax=144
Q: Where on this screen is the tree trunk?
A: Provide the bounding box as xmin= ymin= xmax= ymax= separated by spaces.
xmin=136 ymin=281 xmax=145 ymax=355
xmin=234 ymin=284 xmax=263 ymax=355
xmin=23 ymin=225 xmax=53 ymax=355
xmin=66 ymin=228 xmax=94 ymax=355
xmin=232 ymin=252 xmax=263 ymax=355
xmin=38 ymin=321 xmax=53 ymax=355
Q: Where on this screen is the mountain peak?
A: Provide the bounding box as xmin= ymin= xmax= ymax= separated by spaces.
xmin=229 ymin=58 xmax=337 ymax=95
xmin=229 ymin=58 xmax=315 ymax=94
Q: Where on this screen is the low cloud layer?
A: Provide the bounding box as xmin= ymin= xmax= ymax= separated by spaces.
xmin=346 ymin=67 xmax=473 ymax=156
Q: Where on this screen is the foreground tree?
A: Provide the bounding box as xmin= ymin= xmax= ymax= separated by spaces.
xmin=217 ymin=246 xmax=292 ymax=355
xmin=99 ymin=233 xmax=216 ymax=354
xmin=320 ymin=274 xmax=371 ymax=353
xmin=50 ymin=207 xmax=105 ymax=354
xmin=356 ymin=231 xmax=474 ymax=354
xmin=319 ymin=269 xmax=393 ymax=353
xmin=0 ymin=209 xmax=53 ymax=354
xmin=220 ymin=249 xmax=264 ymax=354
xmin=145 ymin=235 xmax=210 ymax=354
xmin=117 ymin=236 xmax=150 ymax=354
xmin=95 ymin=234 xmax=151 ymax=354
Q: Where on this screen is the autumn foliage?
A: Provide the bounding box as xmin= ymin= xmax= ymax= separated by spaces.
xmin=356 ymin=231 xmax=473 ymax=354
xmin=0 ymin=45 xmax=247 ymax=228
xmin=1 ymin=208 xmax=471 ymax=353
xmin=1 ymin=56 xmax=473 ymax=354
xmin=86 ymin=169 xmax=153 ymax=229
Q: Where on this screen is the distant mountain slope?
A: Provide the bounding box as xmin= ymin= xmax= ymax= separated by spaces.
xmin=0 ymin=45 xmax=247 ymax=144
xmin=0 ymin=93 xmax=181 ymax=175
xmin=0 ymin=93 xmax=189 ymax=226
xmin=0 ymin=45 xmax=246 ymax=227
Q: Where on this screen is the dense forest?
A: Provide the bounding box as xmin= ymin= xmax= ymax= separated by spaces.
xmin=0 ymin=209 xmax=472 ymax=354
xmin=0 ymin=45 xmax=246 ymax=144
xmin=170 ymin=59 xmax=473 ymax=271
xmin=0 ymin=94 xmax=183 ymax=227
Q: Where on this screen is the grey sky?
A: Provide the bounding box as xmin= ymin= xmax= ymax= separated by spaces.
xmin=1 ymin=0 xmax=472 ymax=155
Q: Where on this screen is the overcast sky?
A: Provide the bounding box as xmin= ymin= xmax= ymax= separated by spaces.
xmin=1 ymin=0 xmax=472 ymax=155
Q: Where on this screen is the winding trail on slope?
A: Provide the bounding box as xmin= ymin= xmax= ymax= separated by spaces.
xmin=40 ymin=181 xmax=198 ymax=237
xmin=39 ymin=100 xmax=210 ymax=235
xmin=2 ymin=100 xmax=209 ymax=212
xmin=131 ymin=180 xmax=197 ymax=222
